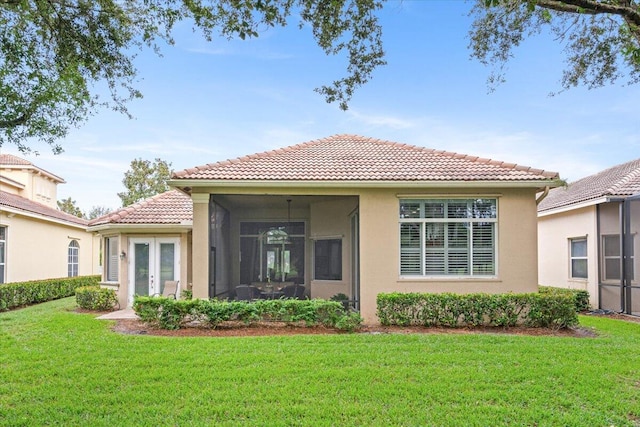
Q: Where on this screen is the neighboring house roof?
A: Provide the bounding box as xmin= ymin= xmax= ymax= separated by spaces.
xmin=0 ymin=153 xmax=66 ymax=184
xmin=172 ymin=134 xmax=559 ymax=184
xmin=538 ymin=158 xmax=640 ymax=213
xmin=0 ymin=190 xmax=88 ymax=226
xmin=88 ymin=190 xmax=193 ymax=227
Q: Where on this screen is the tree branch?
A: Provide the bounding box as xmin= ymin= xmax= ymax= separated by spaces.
xmin=536 ymin=0 xmax=640 ymax=27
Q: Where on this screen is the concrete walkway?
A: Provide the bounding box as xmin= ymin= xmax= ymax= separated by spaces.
xmin=97 ymin=308 xmax=138 ymax=320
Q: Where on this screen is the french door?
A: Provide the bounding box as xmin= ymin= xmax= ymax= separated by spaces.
xmin=129 ymin=237 xmax=180 ymax=304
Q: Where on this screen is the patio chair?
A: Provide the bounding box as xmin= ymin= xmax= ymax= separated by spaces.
xmin=154 ymin=280 xmax=179 ymax=299
xmin=235 ymin=285 xmax=262 ymax=301
xmin=281 ymin=284 xmax=306 ymax=300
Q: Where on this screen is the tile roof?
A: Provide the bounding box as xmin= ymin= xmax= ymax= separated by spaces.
xmin=0 ymin=153 xmax=65 ymax=183
xmin=0 ymin=154 xmax=32 ymax=166
xmin=88 ymin=190 xmax=192 ymax=226
xmin=0 ymin=191 xmax=88 ymax=226
xmin=173 ymin=134 xmax=559 ymax=183
xmin=538 ymin=158 xmax=640 ymax=213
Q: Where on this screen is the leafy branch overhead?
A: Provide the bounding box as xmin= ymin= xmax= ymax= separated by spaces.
xmin=1 ymin=1 xmax=639 ymax=155
xmin=0 ymin=0 xmax=385 ymax=153
xmin=471 ymin=0 xmax=640 ymax=91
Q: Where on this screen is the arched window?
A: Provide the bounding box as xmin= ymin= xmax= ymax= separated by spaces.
xmin=68 ymin=240 xmax=79 ymax=277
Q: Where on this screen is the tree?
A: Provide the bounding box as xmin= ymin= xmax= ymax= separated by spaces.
xmin=57 ymin=197 xmax=84 ymax=218
xmin=470 ymin=0 xmax=640 ymax=91
xmin=0 ymin=0 xmax=385 ymax=154
xmin=87 ymin=206 xmax=113 ymax=220
xmin=118 ymin=158 xmax=172 ymax=207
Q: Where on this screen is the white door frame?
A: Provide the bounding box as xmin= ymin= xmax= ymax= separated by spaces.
xmin=128 ymin=237 xmax=180 ymax=305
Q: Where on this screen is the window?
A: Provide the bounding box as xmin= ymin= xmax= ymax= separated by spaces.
xmin=68 ymin=240 xmax=79 ymax=277
xmin=602 ymin=234 xmax=635 ymax=281
xmin=240 ymin=222 xmax=305 ymax=284
xmin=314 ymin=239 xmax=342 ymax=280
xmin=0 ymin=226 xmax=6 ymax=284
xmin=569 ymin=237 xmax=588 ymax=279
xmin=105 ymin=236 xmax=119 ymax=282
xmin=399 ymin=199 xmax=497 ymax=276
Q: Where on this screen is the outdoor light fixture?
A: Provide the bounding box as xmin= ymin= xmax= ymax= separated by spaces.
xmin=120 ymin=251 xmax=126 ymax=260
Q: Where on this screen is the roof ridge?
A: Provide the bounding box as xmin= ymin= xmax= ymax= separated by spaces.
xmin=604 ymin=159 xmax=640 ymax=196
xmin=97 ymin=190 xmax=174 ymax=223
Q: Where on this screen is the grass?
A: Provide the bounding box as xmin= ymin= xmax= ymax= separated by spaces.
xmin=1 ymin=298 xmax=640 ymax=426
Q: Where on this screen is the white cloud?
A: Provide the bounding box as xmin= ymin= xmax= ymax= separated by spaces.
xmin=347 ymin=109 xmax=417 ymax=130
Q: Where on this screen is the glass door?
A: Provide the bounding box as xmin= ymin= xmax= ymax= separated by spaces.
xmin=129 ymin=237 xmax=180 ymax=305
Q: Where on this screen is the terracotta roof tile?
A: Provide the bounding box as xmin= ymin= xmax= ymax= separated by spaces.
xmin=538 ymin=158 xmax=640 ymax=212
xmin=0 ymin=154 xmax=32 ymax=166
xmin=88 ymin=190 xmax=192 ymax=226
xmin=0 ymin=191 xmax=88 ymax=226
xmin=172 ymin=134 xmax=559 ymax=182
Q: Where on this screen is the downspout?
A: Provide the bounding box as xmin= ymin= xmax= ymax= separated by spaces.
xmin=536 ymin=186 xmax=550 ymax=205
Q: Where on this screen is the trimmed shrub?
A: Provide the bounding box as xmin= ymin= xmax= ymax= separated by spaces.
xmin=0 ymin=276 xmax=100 ymax=311
xmin=376 ymin=292 xmax=578 ymax=329
xmin=539 ymin=286 xmax=590 ymax=312
xmin=133 ymin=296 xmax=363 ymax=332
xmin=75 ymin=286 xmax=118 ymax=311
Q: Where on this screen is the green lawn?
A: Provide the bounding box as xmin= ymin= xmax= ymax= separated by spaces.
xmin=1 ymin=298 xmax=640 ymax=426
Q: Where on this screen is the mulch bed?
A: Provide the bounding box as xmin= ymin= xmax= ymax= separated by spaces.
xmin=77 ymin=309 xmax=640 ymax=338
xmin=107 ymin=318 xmax=603 ymax=338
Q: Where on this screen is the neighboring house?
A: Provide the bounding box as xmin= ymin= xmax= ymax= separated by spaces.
xmin=0 ymin=154 xmax=99 ymax=283
xmin=87 ymin=190 xmax=193 ymax=308
xmin=158 ymin=134 xmax=557 ymax=324
xmin=538 ymin=159 xmax=640 ymax=315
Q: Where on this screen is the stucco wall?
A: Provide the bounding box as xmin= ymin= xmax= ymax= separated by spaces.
xmin=190 ymin=186 xmax=543 ymax=324
xmin=537 ymin=205 xmax=598 ymax=307
xmin=358 ymin=187 xmax=541 ymax=323
xmin=309 ymin=198 xmax=357 ymax=300
xmin=0 ymin=211 xmax=98 ymax=283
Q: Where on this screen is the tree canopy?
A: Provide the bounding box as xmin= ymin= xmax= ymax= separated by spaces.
xmin=118 ymin=158 xmax=172 ymax=207
xmin=470 ymin=0 xmax=640 ymax=91
xmin=1 ymin=1 xmax=639 ymax=155
xmin=57 ymin=197 xmax=84 ymax=218
xmin=0 ymin=0 xmax=384 ymax=153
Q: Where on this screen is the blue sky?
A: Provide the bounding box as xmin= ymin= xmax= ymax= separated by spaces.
xmin=5 ymin=1 xmax=639 ymax=212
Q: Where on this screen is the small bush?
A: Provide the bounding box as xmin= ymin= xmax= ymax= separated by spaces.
xmin=0 ymin=276 xmax=100 ymax=311
xmin=377 ymin=292 xmax=578 ymax=329
xmin=539 ymin=286 xmax=590 ymax=312
xmin=75 ymin=286 xmax=118 ymax=311
xmin=133 ymin=297 xmax=362 ymax=332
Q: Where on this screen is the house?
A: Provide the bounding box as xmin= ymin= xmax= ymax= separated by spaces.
xmin=88 ymin=134 xmax=558 ymax=323
xmin=0 ymin=154 xmax=99 ymax=283
xmin=538 ymin=159 xmax=640 ymax=315
xmin=87 ymin=190 xmax=192 ymax=308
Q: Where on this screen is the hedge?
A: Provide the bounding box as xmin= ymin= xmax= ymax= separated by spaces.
xmin=376 ymin=292 xmax=578 ymax=329
xmin=0 ymin=275 xmax=101 ymax=311
xmin=133 ymin=296 xmax=363 ymax=332
xmin=539 ymin=286 xmax=590 ymax=312
xmin=75 ymin=286 xmax=119 ymax=311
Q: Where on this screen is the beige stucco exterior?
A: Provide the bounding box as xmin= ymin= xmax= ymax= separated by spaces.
xmin=1 ymin=158 xmax=100 ymax=283
xmin=538 ymin=200 xmax=640 ymax=311
xmin=188 ymin=185 xmax=542 ymax=324
xmin=0 ymin=210 xmax=99 ymax=283
xmin=538 ymin=205 xmax=598 ymax=307
xmin=95 ymin=230 xmax=192 ymax=309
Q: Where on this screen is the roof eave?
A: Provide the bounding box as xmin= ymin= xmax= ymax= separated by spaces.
xmin=1 ymin=205 xmax=88 ymax=228
xmin=537 ymin=196 xmax=627 ymax=217
xmin=87 ymin=222 xmax=193 ymax=233
xmin=169 ymin=178 xmax=559 ymax=190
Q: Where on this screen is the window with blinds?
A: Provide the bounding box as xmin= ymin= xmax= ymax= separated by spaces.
xmin=399 ymin=199 xmax=497 ymax=277
xmin=105 ymin=237 xmax=119 ymax=282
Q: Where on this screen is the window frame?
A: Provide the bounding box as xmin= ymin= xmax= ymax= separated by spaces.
xmin=105 ymin=236 xmax=119 ymax=282
xmin=399 ymin=198 xmax=498 ymax=278
xmin=68 ymin=240 xmax=79 ymax=277
xmin=313 ymin=238 xmax=343 ymax=281
xmin=601 ymin=234 xmax=635 ymax=282
xmin=569 ymin=237 xmax=588 ymax=280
